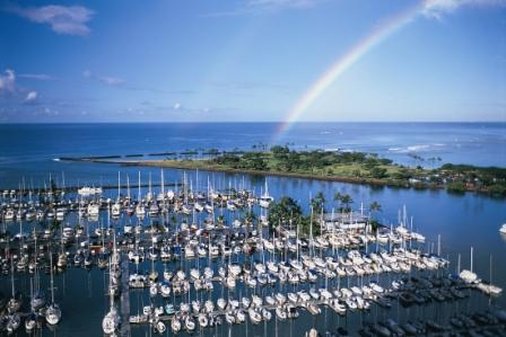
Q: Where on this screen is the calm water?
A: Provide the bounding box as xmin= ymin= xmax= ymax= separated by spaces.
xmin=0 ymin=122 xmax=504 ymax=189
xmin=0 ymin=122 xmax=505 ymax=337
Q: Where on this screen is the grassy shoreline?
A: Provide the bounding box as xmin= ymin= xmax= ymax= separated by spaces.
xmin=82 ymin=149 xmax=506 ymax=198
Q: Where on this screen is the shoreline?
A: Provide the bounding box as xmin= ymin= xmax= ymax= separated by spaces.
xmin=71 ymin=158 xmax=504 ymax=197
xmin=55 ymin=144 xmax=506 ymax=198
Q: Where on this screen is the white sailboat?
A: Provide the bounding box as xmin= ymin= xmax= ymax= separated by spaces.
xmin=259 ymin=179 xmax=273 ymax=208
xmin=111 ymin=171 xmax=122 ymax=218
xmin=135 ymin=171 xmax=146 ymax=218
xmin=31 ymin=232 xmax=46 ymax=311
xmin=6 ymin=313 xmax=21 ymax=333
xmin=102 ymin=306 xmax=121 ymax=334
xmin=459 ymin=246 xmax=478 ymax=283
xmin=25 ymin=279 xmax=37 ymax=331
xmin=102 ymin=258 xmax=121 ymax=335
xmin=7 ymin=256 xmax=21 ymax=313
xmin=46 ymin=252 xmax=62 ymax=325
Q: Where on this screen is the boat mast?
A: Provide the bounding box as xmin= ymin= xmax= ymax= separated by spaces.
xmin=50 ymin=249 xmax=55 ymax=304
xmin=126 ymin=174 xmax=131 ymax=201
xmin=308 ymin=191 xmax=312 ymax=256
xmin=62 ymin=171 xmax=65 ymax=195
xmin=10 ymin=256 xmax=15 ymax=298
xmin=161 ymin=169 xmax=165 ymax=196
xmin=296 ymin=219 xmax=299 ymax=262
xmin=470 ymin=246 xmax=474 ymax=273
xmin=138 ymin=171 xmax=141 ymax=202
xmin=117 ymin=171 xmax=121 ymax=201
xmin=148 ymin=172 xmax=152 ymax=200
xmin=490 ymin=254 xmax=493 ymax=287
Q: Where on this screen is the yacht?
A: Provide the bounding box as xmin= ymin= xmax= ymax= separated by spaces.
xmin=102 ymin=261 xmax=121 ymax=335
xmin=6 ymin=313 xmax=21 ymax=333
xmin=25 ymin=312 xmax=37 ymax=331
xmin=171 ymin=318 xmax=181 ymax=333
xmin=111 ymin=203 xmax=121 ymax=217
xmin=78 ymin=186 xmax=102 ymax=196
xmin=259 ymin=180 xmax=273 ymax=208
xmin=102 ymin=306 xmax=121 ymax=335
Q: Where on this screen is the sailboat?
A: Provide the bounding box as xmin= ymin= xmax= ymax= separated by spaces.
xmin=6 ymin=312 xmax=21 ymax=333
xmin=31 ymin=231 xmax=46 ymax=311
xmin=459 ymin=246 xmax=478 ymax=284
xmin=25 ymin=279 xmax=38 ymax=331
xmin=102 ymin=258 xmax=121 ymax=335
xmin=135 ymin=171 xmax=146 ymax=218
xmin=46 ymin=252 xmax=62 ymax=325
xmin=171 ymin=317 xmax=182 ymax=333
xmin=125 ymin=174 xmax=134 ymax=216
xmin=259 ymin=179 xmax=273 ymax=208
xmin=148 ymin=172 xmax=159 ymax=216
xmin=7 ymin=257 xmax=22 ymax=313
xmin=157 ymin=169 xmax=165 ymax=201
xmin=111 ymin=171 xmax=122 ymax=218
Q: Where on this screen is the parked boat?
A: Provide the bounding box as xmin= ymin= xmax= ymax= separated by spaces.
xmin=46 ymin=253 xmax=62 ymax=325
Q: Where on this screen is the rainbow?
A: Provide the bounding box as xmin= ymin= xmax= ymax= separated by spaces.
xmin=274 ymin=2 xmax=425 ymax=141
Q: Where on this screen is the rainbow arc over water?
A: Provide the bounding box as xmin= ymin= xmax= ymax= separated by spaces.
xmin=273 ymin=2 xmax=424 ymax=142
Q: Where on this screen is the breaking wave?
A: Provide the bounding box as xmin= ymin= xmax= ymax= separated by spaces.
xmin=388 ymin=143 xmax=446 ymax=153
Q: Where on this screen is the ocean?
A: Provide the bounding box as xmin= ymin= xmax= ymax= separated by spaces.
xmin=0 ymin=122 xmax=505 ymax=337
xmin=0 ymin=122 xmax=505 ymax=189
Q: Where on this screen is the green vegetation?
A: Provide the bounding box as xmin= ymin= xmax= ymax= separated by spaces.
xmin=267 ymin=196 xmax=320 ymax=236
xmin=124 ymin=146 xmax=506 ymax=198
xmin=212 ymin=146 xmax=399 ymax=179
xmin=334 ymin=192 xmax=354 ymax=212
xmin=447 ymin=182 xmax=467 ymax=194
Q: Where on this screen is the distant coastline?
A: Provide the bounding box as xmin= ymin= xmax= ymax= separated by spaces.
xmin=60 ymin=147 xmax=506 ymax=198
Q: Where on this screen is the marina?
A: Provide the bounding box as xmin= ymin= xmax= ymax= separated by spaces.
xmin=0 ymin=169 xmax=504 ymax=336
xmin=1 ymin=0 xmax=505 ymax=332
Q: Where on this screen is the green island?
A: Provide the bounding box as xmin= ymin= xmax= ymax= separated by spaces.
xmin=89 ymin=146 xmax=506 ymax=197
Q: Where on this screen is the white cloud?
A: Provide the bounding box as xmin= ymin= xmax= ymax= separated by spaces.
xmin=33 ymin=107 xmax=59 ymax=117
xmin=98 ymin=76 xmax=125 ymax=86
xmin=0 ymin=69 xmax=16 ymax=94
xmin=25 ymin=91 xmax=38 ymax=103
xmin=83 ymin=70 xmax=125 ymax=86
xmin=9 ymin=5 xmax=94 ymax=36
xmin=205 ymin=0 xmax=324 ymax=16
xmin=246 ymin=0 xmax=320 ymax=10
xmin=18 ymin=73 xmax=53 ymax=81
xmin=173 ymin=102 xmax=181 ymax=110
xmin=422 ymin=0 xmax=506 ymax=19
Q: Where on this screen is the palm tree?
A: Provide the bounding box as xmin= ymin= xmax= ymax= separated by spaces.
xmin=340 ymin=194 xmax=353 ymax=212
xmin=311 ymin=192 xmax=325 ymax=214
xmin=267 ymin=197 xmax=303 ymax=234
xmin=333 ymin=192 xmax=342 ymax=202
xmin=244 ymin=209 xmax=256 ymax=225
xmin=368 ymin=201 xmax=382 ymax=233
xmin=333 ymin=192 xmax=343 ymax=210
xmin=369 ymin=201 xmax=382 ymax=216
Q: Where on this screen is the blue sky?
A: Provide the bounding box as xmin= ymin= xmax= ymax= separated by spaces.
xmin=0 ymin=0 xmax=505 ymax=122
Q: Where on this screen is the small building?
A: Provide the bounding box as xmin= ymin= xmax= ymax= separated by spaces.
xmin=320 ymin=211 xmax=369 ymax=231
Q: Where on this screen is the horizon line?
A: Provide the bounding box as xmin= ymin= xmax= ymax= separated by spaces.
xmin=0 ymin=120 xmax=504 ymax=125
